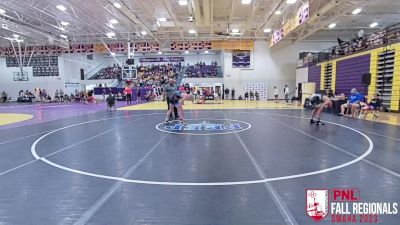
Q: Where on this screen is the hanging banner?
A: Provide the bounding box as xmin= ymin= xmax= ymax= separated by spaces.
xmin=94 ymin=44 xmax=107 ymax=53
xmin=211 ymin=40 xmax=254 ymax=50
xmin=139 ymin=57 xmax=185 ymax=63
xmin=270 ymin=1 xmax=309 ymax=47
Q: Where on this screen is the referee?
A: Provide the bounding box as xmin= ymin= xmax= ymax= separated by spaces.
xmin=164 ymin=78 xmax=178 ymax=120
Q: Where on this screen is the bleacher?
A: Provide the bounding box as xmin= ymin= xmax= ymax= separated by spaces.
xmin=183 ymin=62 xmax=221 ymax=78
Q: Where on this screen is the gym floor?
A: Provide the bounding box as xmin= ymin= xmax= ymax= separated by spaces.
xmin=0 ymin=101 xmax=399 ymax=225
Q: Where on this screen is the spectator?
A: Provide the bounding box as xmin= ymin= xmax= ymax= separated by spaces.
xmin=1 ymin=91 xmax=7 ymax=102
xmin=244 ymin=91 xmax=249 ymax=100
xmin=284 ymin=85 xmax=290 ymax=104
xmin=274 ymin=86 xmax=279 ymax=103
xmin=339 ymin=88 xmax=364 ymax=117
xmin=231 ymin=88 xmax=235 ymax=100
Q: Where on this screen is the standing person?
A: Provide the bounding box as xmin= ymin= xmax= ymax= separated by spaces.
xmin=102 ymin=89 xmax=107 ymax=102
xmin=174 ymin=87 xmax=194 ymax=124
xmin=309 ymin=92 xmax=333 ymax=125
xmin=284 ymin=85 xmax=290 ymax=104
xmin=274 ymin=86 xmax=279 ymax=103
xmin=137 ymin=87 xmax=141 ymax=101
xmin=124 ymin=84 xmax=132 ymax=105
xmin=244 ymin=91 xmax=249 ymax=100
xmin=164 ymin=78 xmax=178 ymax=121
xmin=59 ymin=89 xmax=64 ymax=102
xmin=231 ymin=88 xmax=235 ymax=100
xmin=224 ymin=88 xmax=229 ymax=100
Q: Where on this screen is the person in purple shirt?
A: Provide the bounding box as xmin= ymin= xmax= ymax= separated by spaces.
xmin=339 ymin=88 xmax=364 ymax=117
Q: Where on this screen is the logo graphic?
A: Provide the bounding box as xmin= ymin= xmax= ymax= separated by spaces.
xmin=306 ymin=189 xmax=329 ymax=222
xmin=156 ymin=119 xmax=251 ymax=135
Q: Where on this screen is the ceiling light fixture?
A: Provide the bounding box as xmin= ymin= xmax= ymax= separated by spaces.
xmin=179 ymin=0 xmax=188 ymax=6
xmin=0 ymin=9 xmax=6 ymax=14
xmin=13 ymin=34 xmax=19 ymax=38
xmin=158 ymin=51 xmax=163 ymax=54
xmin=60 ymin=34 xmax=67 ymax=39
xmin=106 ymin=32 xmax=115 ymax=37
xmin=159 ymin=17 xmax=167 ymax=22
xmin=286 ymin=0 xmax=297 ymax=4
xmin=108 ymin=23 xmax=114 ymax=29
xmin=232 ymin=29 xmax=240 ymax=33
xmin=109 ymin=19 xmax=118 ymax=24
xmin=188 ymin=29 xmax=196 ymax=34
xmin=369 ymin=22 xmax=378 ymax=28
xmin=263 ymin=28 xmax=271 ymax=33
xmin=204 ymin=51 xmax=209 ymax=54
xmin=56 ymin=5 xmax=66 ymax=11
xmin=113 ymin=2 xmax=121 ymax=8
xmin=352 ymin=8 xmax=362 ymax=15
xmin=111 ymin=52 xmax=116 ymax=56
xmin=141 ymin=31 xmax=147 ymax=35
xmin=60 ymin=21 xmax=70 ymax=26
xmin=328 ymin=23 xmax=336 ymax=29
xmin=241 ymin=0 xmax=251 ymax=4
xmin=275 ymin=10 xmax=282 ymax=15
xmin=184 ymin=51 xmax=189 ymax=54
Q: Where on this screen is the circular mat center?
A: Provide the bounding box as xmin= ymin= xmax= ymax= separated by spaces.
xmin=156 ymin=118 xmax=251 ymax=135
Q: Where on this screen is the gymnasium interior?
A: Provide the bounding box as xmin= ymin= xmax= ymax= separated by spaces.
xmin=0 ymin=0 xmax=399 ymax=224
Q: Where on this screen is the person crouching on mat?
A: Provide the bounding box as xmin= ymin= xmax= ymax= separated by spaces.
xmin=106 ymin=93 xmax=116 ymax=110
xmin=309 ymin=92 xmax=332 ymax=125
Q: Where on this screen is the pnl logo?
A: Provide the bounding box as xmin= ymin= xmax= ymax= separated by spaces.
xmin=306 ymin=188 xmax=398 ymax=223
xmin=306 ymin=190 xmax=329 ymax=222
xmin=156 ymin=119 xmax=251 ymax=135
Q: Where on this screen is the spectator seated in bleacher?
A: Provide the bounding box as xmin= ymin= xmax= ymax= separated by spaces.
xmin=184 ymin=61 xmax=218 ymax=78
xmin=1 ymin=91 xmax=9 ymax=102
xmin=358 ymin=93 xmax=382 ymax=119
xmin=17 ymin=89 xmax=35 ymax=102
xmin=91 ymin=64 xmax=122 ymax=80
xmin=338 ymin=88 xmax=364 ymax=118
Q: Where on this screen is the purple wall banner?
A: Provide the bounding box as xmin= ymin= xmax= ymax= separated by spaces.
xmin=308 ymin=65 xmax=321 ymax=91
xmin=139 ymin=57 xmax=185 ymax=63
xmin=336 ymin=54 xmax=370 ymax=96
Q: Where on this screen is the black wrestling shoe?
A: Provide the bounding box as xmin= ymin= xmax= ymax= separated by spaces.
xmin=310 ymin=119 xmax=316 ymax=124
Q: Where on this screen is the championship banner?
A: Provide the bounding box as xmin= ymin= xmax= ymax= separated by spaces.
xmin=211 ymin=40 xmax=254 ymax=50
xmin=139 ymin=57 xmax=185 ymax=63
xmin=94 ymin=44 xmax=107 ymax=53
xmin=297 ymin=1 xmax=310 ymax=26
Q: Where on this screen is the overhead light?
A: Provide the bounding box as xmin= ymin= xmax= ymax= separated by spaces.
xmin=109 ymin=19 xmax=118 ymax=24
xmin=179 ymin=0 xmax=188 ymax=6
xmin=159 ymin=17 xmax=167 ymax=22
xmin=0 ymin=9 xmax=5 ymax=14
xmin=241 ymin=0 xmax=251 ymax=4
xmin=352 ymin=8 xmax=362 ymax=15
xmin=141 ymin=31 xmax=147 ymax=35
xmin=106 ymin=32 xmax=115 ymax=37
xmin=60 ymin=21 xmax=70 ymax=26
xmin=107 ymin=23 xmax=114 ymax=29
xmin=113 ymin=2 xmax=121 ymax=8
xmin=16 ymin=39 xmax=24 ymax=42
xmin=56 ymin=5 xmax=66 ymax=11
xmin=158 ymin=51 xmax=162 ymax=54
xmin=275 ymin=10 xmax=282 ymax=15
xmin=328 ymin=23 xmax=336 ymax=29
xmin=60 ymin=34 xmax=67 ymax=39
xmin=263 ymin=28 xmax=272 ymax=33
xmin=184 ymin=51 xmax=189 ymax=54
xmin=204 ymin=51 xmax=209 ymax=54
xmin=111 ymin=52 xmax=116 ymax=56
xmin=188 ymin=29 xmax=196 ymax=34
xmin=370 ymin=22 xmax=378 ymax=28
xmin=13 ymin=34 xmax=19 ymax=38
xmin=59 ymin=27 xmax=65 ymax=31
xmin=286 ymin=0 xmax=297 ymax=4
xmin=232 ymin=29 xmax=240 ymax=33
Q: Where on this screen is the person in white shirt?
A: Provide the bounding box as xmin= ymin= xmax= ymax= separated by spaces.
xmin=284 ymin=85 xmax=290 ymax=104
xmin=274 ymin=86 xmax=279 ymax=103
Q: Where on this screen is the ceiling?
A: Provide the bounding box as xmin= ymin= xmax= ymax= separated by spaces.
xmin=0 ymin=0 xmax=399 ymax=48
